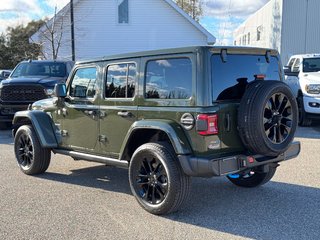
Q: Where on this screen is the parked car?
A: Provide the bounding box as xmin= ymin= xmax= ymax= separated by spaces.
xmin=12 ymin=46 xmax=300 ymax=214
xmin=0 ymin=70 xmax=11 ymax=81
xmin=0 ymin=60 xmax=73 ymax=129
xmin=284 ymin=54 xmax=320 ymax=126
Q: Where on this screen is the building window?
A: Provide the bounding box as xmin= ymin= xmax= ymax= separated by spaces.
xmin=247 ymin=32 xmax=250 ymax=45
xmin=234 ymin=40 xmax=236 ymax=46
xmin=243 ymin=35 xmax=246 ymax=45
xmin=118 ymin=0 xmax=129 ymax=24
xmin=257 ymin=26 xmax=262 ymax=41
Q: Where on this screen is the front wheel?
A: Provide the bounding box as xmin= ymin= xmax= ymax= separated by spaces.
xmin=14 ymin=125 xmax=51 ymax=175
xmin=227 ymin=165 xmax=277 ymax=188
xmin=129 ymin=143 xmax=190 ymax=215
xmin=298 ymin=96 xmax=312 ymax=126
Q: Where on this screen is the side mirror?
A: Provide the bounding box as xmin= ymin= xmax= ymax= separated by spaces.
xmin=283 ymin=66 xmax=291 ymax=75
xmin=3 ymin=72 xmax=10 ymax=78
xmin=54 ymin=83 xmax=67 ymax=98
xmin=284 ymin=66 xmax=299 ymax=77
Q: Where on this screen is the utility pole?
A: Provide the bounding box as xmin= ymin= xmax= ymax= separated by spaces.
xmin=70 ymin=0 xmax=75 ymax=61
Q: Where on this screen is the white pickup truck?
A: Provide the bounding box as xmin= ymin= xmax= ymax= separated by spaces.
xmin=284 ymin=54 xmax=320 ymax=126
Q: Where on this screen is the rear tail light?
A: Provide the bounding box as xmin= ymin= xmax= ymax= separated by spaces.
xmin=196 ymin=114 xmax=218 ymax=135
xmin=254 ymin=74 xmax=266 ymax=80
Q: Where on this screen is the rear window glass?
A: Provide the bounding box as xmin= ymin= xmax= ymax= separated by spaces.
xmin=211 ymin=54 xmax=280 ymax=101
xmin=145 ymin=58 xmax=192 ymax=99
xmin=11 ymin=62 xmax=67 ymax=78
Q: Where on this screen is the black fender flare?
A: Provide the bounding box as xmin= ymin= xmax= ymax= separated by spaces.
xmin=13 ymin=110 xmax=58 ymax=148
xmin=119 ymin=119 xmax=192 ymax=160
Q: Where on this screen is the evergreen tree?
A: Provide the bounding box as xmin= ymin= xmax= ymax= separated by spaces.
xmin=0 ymin=20 xmax=44 ymax=69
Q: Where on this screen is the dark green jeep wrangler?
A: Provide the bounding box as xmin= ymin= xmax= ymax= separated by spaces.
xmin=12 ymin=46 xmax=300 ymax=215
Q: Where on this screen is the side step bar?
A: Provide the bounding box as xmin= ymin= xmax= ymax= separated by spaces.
xmin=53 ymin=149 xmax=129 ymax=168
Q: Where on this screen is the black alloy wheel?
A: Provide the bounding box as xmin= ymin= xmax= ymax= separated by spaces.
xmin=129 ymin=143 xmax=190 ymax=215
xmin=238 ymin=80 xmax=298 ymax=157
xmin=263 ymin=93 xmax=293 ymax=144
xmin=16 ymin=132 xmax=34 ymax=170
xmin=14 ymin=125 xmax=51 ymax=175
xmin=134 ymin=154 xmax=168 ymax=205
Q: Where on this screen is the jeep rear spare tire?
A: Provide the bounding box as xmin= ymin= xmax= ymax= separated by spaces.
xmin=238 ymin=80 xmax=298 ymax=157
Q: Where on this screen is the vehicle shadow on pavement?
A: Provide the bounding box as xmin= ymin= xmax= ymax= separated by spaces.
xmin=37 ymin=164 xmax=320 ymax=239
xmin=0 ymin=130 xmax=13 ymax=145
xmin=168 ymin=177 xmax=320 ymax=239
xmin=295 ymin=121 xmax=320 ymax=139
xmin=37 ymin=165 xmax=132 ymax=195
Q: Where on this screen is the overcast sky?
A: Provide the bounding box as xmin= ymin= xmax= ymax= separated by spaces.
xmin=0 ymin=0 xmax=270 ymax=45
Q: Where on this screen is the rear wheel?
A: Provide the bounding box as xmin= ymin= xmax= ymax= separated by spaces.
xmin=298 ymin=96 xmax=312 ymax=126
xmin=227 ymin=165 xmax=277 ymax=188
xmin=14 ymin=125 xmax=51 ymax=175
xmin=129 ymin=142 xmax=190 ymax=215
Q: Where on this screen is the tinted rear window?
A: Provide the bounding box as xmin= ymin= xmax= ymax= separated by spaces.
xmin=211 ymin=54 xmax=281 ymax=101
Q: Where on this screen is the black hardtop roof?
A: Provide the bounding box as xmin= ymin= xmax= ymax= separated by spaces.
xmin=19 ymin=60 xmax=73 ymax=64
xmin=75 ymin=46 xmax=279 ymax=65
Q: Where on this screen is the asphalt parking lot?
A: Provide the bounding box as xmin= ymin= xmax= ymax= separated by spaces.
xmin=1 ymin=124 xmax=320 ymax=240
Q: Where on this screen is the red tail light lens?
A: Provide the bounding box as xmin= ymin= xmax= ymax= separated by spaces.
xmin=196 ymin=114 xmax=218 ymax=135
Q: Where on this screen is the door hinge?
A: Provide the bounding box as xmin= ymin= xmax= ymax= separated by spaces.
xmin=99 ymin=135 xmax=107 ymax=143
xmin=60 ymin=130 xmax=68 ymax=137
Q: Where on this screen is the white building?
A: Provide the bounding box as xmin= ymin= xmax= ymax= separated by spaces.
xmin=233 ymin=0 xmax=320 ymax=64
xmin=31 ymin=0 xmax=215 ymax=61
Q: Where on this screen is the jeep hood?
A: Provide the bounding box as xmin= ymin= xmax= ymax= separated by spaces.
xmin=32 ymin=97 xmax=57 ymax=110
xmin=2 ymin=76 xmax=66 ymax=87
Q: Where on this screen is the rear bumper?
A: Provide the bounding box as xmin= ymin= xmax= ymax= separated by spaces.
xmin=178 ymin=141 xmax=300 ymax=177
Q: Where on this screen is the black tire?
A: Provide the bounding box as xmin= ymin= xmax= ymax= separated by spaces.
xmin=14 ymin=125 xmax=51 ymax=175
xmin=227 ymin=165 xmax=277 ymax=188
xmin=298 ymin=96 xmax=312 ymax=126
xmin=129 ymin=142 xmax=190 ymax=215
xmin=238 ymin=80 xmax=298 ymax=156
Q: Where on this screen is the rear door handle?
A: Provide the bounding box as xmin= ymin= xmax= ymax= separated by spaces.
xmin=117 ymin=111 xmax=132 ymax=117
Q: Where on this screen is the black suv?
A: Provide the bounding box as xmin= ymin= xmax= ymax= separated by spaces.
xmin=12 ymin=47 xmax=300 ymax=214
xmin=0 ymin=60 xmax=73 ymax=128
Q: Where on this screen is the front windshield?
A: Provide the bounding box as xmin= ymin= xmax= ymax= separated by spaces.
xmin=11 ymin=62 xmax=67 ymax=78
xmin=303 ymin=58 xmax=320 ymax=72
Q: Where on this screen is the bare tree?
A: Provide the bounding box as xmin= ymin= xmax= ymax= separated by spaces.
xmin=29 ymin=5 xmax=72 ymax=60
xmin=38 ymin=7 xmax=64 ymax=60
